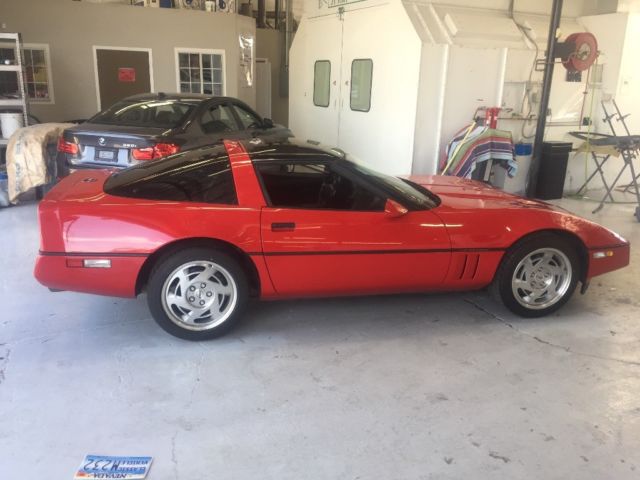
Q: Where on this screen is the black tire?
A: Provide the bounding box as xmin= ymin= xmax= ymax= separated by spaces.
xmin=147 ymin=247 xmax=248 ymax=340
xmin=490 ymin=233 xmax=581 ymax=317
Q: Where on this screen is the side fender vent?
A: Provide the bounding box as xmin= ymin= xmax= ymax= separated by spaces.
xmin=453 ymin=253 xmax=480 ymax=280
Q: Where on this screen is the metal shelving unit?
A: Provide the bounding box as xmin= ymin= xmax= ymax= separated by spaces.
xmin=0 ymin=32 xmax=30 ymax=147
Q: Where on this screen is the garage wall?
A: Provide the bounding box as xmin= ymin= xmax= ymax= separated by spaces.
xmin=255 ymin=29 xmax=289 ymax=126
xmin=0 ymin=0 xmax=256 ymax=122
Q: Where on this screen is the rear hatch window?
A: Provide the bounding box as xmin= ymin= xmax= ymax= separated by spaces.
xmin=104 ymin=145 xmax=238 ymax=205
xmin=90 ymin=99 xmax=197 ymax=129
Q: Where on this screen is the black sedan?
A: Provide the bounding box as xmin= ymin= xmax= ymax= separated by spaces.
xmin=56 ymin=93 xmax=291 ymax=176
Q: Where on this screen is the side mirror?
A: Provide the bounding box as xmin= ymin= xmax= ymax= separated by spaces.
xmin=384 ymin=199 xmax=408 ymax=218
xmin=262 ymin=118 xmax=274 ymax=129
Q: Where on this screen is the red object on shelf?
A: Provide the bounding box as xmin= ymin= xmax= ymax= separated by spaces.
xmin=484 ymin=107 xmax=501 ymax=129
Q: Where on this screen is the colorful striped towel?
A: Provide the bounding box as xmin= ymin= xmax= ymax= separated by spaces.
xmin=441 ymin=125 xmax=517 ymax=179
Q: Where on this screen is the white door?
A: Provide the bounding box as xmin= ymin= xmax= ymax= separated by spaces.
xmin=289 ymin=15 xmax=343 ymax=145
xmin=255 ymin=58 xmax=271 ymax=119
xmin=337 ymin=5 xmax=421 ymax=175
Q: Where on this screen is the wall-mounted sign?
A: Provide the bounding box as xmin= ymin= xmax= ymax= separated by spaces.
xmin=118 ymin=67 xmax=136 ymax=83
xmin=74 ymin=455 xmax=153 ymax=479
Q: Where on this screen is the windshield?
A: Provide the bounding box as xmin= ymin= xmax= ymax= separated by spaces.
xmin=91 ymin=100 xmax=197 ymax=129
xmin=343 ymin=155 xmax=439 ymax=209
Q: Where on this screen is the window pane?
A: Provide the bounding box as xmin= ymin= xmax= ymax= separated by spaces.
xmin=190 ymin=68 xmax=200 ymax=82
xmin=189 ymin=53 xmax=200 ymax=68
xmin=191 ymin=82 xmax=201 ymax=93
xmin=212 ymin=55 xmax=222 ymax=69
xmin=350 ymin=59 xmax=373 ymax=112
xmin=200 ymin=104 xmax=237 ymax=133
xmin=32 ymin=49 xmax=45 ymax=66
xmin=203 ymin=68 xmax=212 ymax=82
xmin=213 ymin=69 xmax=222 ymax=83
xmin=203 ymin=83 xmax=213 ymax=94
xmin=179 ymin=68 xmax=190 ymax=82
xmin=255 ymin=162 xmax=385 ymax=211
xmin=213 ymin=84 xmax=222 ymax=96
xmin=33 ymin=67 xmax=47 ymax=83
xmin=91 ymin=99 xmax=197 ymax=128
xmin=202 ymin=54 xmax=211 ymax=68
xmin=313 ymin=60 xmax=330 ymax=107
xmin=35 ymin=85 xmax=49 ymax=100
xmin=179 ymin=53 xmax=189 ymax=68
xmin=104 ymin=148 xmax=238 ymax=205
xmin=180 ymin=83 xmax=190 ymax=93
xmin=23 ymin=50 xmax=33 ymax=66
xmin=234 ymin=105 xmax=262 ymax=129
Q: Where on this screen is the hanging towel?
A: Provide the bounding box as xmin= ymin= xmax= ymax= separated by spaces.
xmin=441 ymin=125 xmax=517 ymax=179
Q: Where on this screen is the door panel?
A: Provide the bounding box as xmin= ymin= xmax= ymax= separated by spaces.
xmin=261 ymin=208 xmax=451 ymax=296
xmin=288 ymin=15 xmax=342 ymax=145
xmin=95 ymin=49 xmax=152 ymax=110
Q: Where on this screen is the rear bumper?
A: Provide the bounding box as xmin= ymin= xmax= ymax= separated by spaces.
xmin=586 ymin=243 xmax=630 ymax=279
xmin=57 ymin=152 xmax=127 ymax=178
xmin=34 ymin=252 xmax=147 ymax=298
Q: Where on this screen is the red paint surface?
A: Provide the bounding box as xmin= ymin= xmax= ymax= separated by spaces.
xmin=118 ymin=67 xmax=136 ymax=83
xmin=34 ymin=144 xmax=630 ymax=300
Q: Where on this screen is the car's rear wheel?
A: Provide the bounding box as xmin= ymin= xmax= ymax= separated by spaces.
xmin=147 ymin=248 xmax=248 ymax=340
xmin=491 ymin=233 xmax=580 ymax=317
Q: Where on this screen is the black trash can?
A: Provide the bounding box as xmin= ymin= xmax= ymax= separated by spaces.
xmin=535 ymin=141 xmax=572 ymax=200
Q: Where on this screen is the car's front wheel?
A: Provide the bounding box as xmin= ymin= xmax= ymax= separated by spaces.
xmin=147 ymin=247 xmax=248 ymax=340
xmin=491 ymin=233 xmax=581 ymax=317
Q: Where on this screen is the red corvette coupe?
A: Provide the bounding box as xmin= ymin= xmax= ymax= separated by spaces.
xmin=35 ymin=139 xmax=630 ymax=340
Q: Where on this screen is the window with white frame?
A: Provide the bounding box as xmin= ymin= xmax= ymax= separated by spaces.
xmin=0 ymin=44 xmax=53 ymax=102
xmin=176 ymin=50 xmax=224 ymax=96
xmin=24 ymin=45 xmax=54 ymax=102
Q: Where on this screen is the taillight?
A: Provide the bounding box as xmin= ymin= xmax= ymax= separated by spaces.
xmin=131 ymin=143 xmax=180 ymax=161
xmin=57 ymin=136 xmax=79 ymax=155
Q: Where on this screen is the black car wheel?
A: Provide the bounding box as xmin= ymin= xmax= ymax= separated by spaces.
xmin=147 ymin=247 xmax=248 ymax=340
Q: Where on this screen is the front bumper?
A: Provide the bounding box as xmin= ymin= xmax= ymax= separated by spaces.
xmin=586 ymin=242 xmax=630 ymax=279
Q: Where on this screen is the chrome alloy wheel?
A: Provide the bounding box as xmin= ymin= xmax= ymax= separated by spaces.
xmin=161 ymin=260 xmax=238 ymax=331
xmin=511 ymin=248 xmax=572 ymax=310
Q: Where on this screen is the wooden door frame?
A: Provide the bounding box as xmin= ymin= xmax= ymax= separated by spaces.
xmin=92 ymin=45 xmax=155 ymax=111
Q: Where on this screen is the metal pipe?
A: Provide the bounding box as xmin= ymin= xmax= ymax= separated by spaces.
xmin=274 ymin=0 xmax=280 ymax=29
xmin=526 ymin=0 xmax=563 ymax=198
xmin=257 ymin=0 xmax=266 ymax=28
xmin=285 ymin=0 xmax=292 ymax=70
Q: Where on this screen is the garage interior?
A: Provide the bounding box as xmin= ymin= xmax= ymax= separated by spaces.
xmin=1 ymin=0 xmax=639 ymax=478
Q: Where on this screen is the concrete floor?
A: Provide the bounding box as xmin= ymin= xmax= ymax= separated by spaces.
xmin=1 ymin=195 xmax=639 ymax=479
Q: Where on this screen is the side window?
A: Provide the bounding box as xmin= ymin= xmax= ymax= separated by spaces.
xmin=255 ymin=161 xmax=385 ymax=211
xmin=234 ymin=105 xmax=262 ymax=130
xmin=200 ymin=104 xmax=237 ymax=134
xmin=350 ymin=59 xmax=373 ymax=112
xmin=105 ymin=151 xmax=237 ymax=205
xmin=313 ymin=60 xmax=331 ymax=107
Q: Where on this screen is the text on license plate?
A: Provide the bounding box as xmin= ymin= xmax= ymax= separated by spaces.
xmin=97 ymin=149 xmax=116 ymax=161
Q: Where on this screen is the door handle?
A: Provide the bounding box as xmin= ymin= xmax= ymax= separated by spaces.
xmin=271 ymin=222 xmax=295 ymax=232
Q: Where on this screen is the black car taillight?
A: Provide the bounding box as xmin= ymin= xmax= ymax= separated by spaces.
xmin=132 ymin=143 xmax=180 ymax=161
xmin=57 ymin=136 xmax=79 ymax=155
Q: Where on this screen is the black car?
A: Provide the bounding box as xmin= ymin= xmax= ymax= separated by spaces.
xmin=56 ymin=93 xmax=291 ymax=176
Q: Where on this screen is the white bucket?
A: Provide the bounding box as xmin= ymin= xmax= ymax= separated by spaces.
xmin=0 ymin=112 xmax=24 ymax=140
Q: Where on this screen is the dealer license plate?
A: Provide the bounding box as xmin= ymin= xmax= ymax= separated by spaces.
xmin=95 ymin=148 xmax=117 ymax=162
